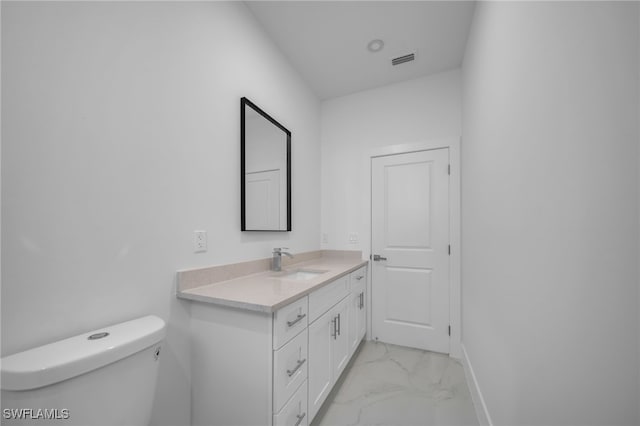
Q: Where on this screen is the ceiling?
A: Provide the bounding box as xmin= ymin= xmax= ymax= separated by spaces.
xmin=246 ymin=1 xmax=476 ymax=100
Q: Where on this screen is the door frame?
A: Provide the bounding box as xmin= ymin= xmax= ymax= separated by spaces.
xmin=365 ymin=138 xmax=461 ymax=359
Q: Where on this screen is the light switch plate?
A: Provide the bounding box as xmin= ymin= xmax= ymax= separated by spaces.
xmin=348 ymin=233 xmax=358 ymax=244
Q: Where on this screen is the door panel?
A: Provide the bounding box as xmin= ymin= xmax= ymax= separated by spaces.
xmin=385 ymin=161 xmax=432 ymax=248
xmin=385 ymin=267 xmax=432 ymax=326
xmin=371 ymin=149 xmax=450 ymax=353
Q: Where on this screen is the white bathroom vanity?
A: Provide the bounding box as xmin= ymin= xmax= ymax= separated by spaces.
xmin=177 ymin=251 xmax=368 ymax=426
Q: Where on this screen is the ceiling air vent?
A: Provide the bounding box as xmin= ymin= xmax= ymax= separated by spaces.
xmin=391 ymin=52 xmax=416 ymax=66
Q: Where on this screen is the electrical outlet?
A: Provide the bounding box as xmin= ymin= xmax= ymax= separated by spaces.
xmin=194 ymin=230 xmax=207 ymax=253
xmin=348 ymin=233 xmax=358 ymax=244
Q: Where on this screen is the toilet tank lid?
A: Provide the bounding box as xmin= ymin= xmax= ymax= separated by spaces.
xmin=1 ymin=315 xmax=166 ymax=391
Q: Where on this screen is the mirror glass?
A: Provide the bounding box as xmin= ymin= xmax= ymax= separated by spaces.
xmin=241 ymin=97 xmax=291 ymax=231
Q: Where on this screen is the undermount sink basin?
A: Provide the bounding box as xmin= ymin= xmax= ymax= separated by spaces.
xmin=281 ymin=269 xmax=328 ymax=281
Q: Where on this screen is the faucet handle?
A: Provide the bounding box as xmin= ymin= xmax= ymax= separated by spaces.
xmin=273 ymin=247 xmax=289 ymax=252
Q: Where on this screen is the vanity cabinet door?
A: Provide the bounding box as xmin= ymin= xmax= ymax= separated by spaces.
xmin=357 ymin=284 xmax=366 ymax=343
xmin=308 ymin=308 xmax=333 ymax=421
xmin=308 ymin=297 xmax=351 ymax=422
xmin=348 ymin=278 xmax=366 ymax=356
xmin=331 ymin=297 xmax=350 ymax=380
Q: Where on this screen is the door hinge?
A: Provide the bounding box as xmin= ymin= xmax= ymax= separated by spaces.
xmin=448 ymin=164 xmax=451 ymax=175
xmin=448 ymin=245 xmax=451 ymax=255
xmin=448 ymin=325 xmax=451 ymax=336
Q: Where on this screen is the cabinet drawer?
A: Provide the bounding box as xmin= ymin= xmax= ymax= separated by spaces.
xmin=273 ymin=329 xmax=308 ymax=414
xmin=309 ymin=275 xmax=349 ymax=323
xmin=349 ymin=266 xmax=367 ymax=290
xmin=273 ymin=380 xmax=308 ymax=426
xmin=273 ymin=296 xmax=308 ymax=350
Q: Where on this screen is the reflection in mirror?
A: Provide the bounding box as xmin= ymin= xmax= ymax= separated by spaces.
xmin=241 ymin=97 xmax=291 ymax=231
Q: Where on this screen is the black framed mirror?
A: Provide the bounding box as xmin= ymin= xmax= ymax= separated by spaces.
xmin=241 ymin=97 xmax=291 ymax=231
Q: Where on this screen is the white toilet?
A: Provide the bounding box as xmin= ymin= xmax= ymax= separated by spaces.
xmin=1 ymin=315 xmax=166 ymax=425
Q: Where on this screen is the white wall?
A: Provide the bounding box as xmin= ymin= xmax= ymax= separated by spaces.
xmin=320 ymin=70 xmax=461 ymax=254
xmin=462 ymin=2 xmax=639 ymax=425
xmin=1 ymin=2 xmax=320 ymax=425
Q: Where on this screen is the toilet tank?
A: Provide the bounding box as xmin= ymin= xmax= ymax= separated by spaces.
xmin=1 ymin=315 xmax=166 ymax=426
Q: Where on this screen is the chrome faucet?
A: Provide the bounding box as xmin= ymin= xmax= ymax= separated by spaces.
xmin=272 ymin=247 xmax=294 ymax=272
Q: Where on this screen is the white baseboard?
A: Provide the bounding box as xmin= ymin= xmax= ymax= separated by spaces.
xmin=461 ymin=343 xmax=493 ymax=426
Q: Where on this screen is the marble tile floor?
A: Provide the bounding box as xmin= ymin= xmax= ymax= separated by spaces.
xmin=311 ymin=341 xmax=479 ymax=426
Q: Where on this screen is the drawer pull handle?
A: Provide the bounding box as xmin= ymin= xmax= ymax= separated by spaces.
xmin=359 ymin=292 xmax=364 ymax=309
xmin=337 ymin=313 xmax=341 ymax=336
xmin=287 ymin=313 xmax=306 ymax=328
xmin=295 ymin=412 xmax=306 ymax=426
xmin=355 ymin=275 xmax=364 ymax=281
xmin=287 ymin=358 xmax=306 ymax=377
xmin=331 ymin=318 xmax=336 ymax=339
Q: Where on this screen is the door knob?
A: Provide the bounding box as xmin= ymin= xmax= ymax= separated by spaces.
xmin=372 ymin=254 xmax=387 ymax=261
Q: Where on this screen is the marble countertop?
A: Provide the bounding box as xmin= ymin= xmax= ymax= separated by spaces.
xmin=177 ymin=256 xmax=368 ymax=313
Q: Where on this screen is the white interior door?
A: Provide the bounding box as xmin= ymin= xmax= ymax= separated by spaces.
xmin=371 ymin=148 xmax=450 ymax=353
xmin=245 ymin=169 xmax=280 ymax=230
